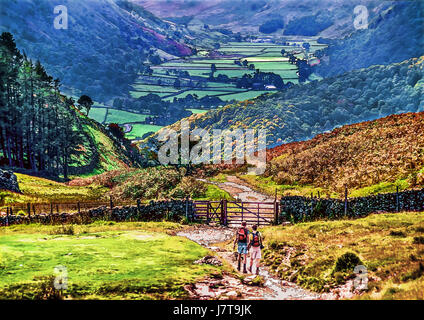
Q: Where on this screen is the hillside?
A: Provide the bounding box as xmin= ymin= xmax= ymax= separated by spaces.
xmin=258 ymin=112 xmax=424 ymax=197
xmin=316 ymin=1 xmax=424 ymax=77
xmin=146 ymin=56 xmax=424 ymax=150
xmin=135 ymin=0 xmax=380 ymax=37
xmin=0 ymin=0 xmax=229 ymax=103
xmin=0 ymin=32 xmax=145 ymax=181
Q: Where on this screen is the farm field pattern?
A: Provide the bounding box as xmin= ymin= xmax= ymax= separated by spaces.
xmin=94 ymin=40 xmax=326 ymax=141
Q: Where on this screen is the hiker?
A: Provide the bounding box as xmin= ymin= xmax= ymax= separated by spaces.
xmin=248 ymin=224 xmax=263 ymax=275
xmin=233 ymin=221 xmax=249 ymax=273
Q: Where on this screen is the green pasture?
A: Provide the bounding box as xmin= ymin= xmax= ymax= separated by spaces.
xmin=0 ymin=222 xmax=221 ymax=299
xmin=105 ymin=109 xmax=148 ymax=124
xmin=130 ymin=91 xmax=171 ymax=99
xmin=132 ymin=84 xmax=179 ymax=93
xmin=219 ymin=90 xmax=275 ymax=101
xmin=89 ymin=107 xmax=107 ymax=123
xmin=126 ymin=124 xmax=163 ymax=140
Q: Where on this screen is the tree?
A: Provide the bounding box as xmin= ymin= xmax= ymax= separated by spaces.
xmin=173 ymin=78 xmax=181 ymax=89
xmin=211 ymin=63 xmax=217 ymax=74
xmin=302 ymin=42 xmax=310 ymax=52
xmin=77 ymin=95 xmax=94 ymax=116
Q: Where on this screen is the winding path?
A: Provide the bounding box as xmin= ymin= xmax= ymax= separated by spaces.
xmin=177 ymin=225 xmax=323 ymax=300
xmin=198 ymin=175 xmax=274 ymax=202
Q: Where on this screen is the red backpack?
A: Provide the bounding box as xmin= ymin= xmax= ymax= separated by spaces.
xmin=238 ymin=228 xmax=248 ymax=242
xmin=252 ymin=232 xmax=261 ymax=247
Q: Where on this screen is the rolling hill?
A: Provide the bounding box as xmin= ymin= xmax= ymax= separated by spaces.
xmin=316 ymin=0 xmax=424 ymax=77
xmin=264 ymin=111 xmax=424 ymax=196
xmin=145 ymin=55 xmax=424 ymax=150
xmin=0 ymin=32 xmax=148 ymax=181
xmin=135 ymin=0 xmax=382 ymax=37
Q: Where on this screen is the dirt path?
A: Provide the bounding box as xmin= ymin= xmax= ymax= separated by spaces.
xmin=198 ymin=175 xmax=274 ymax=202
xmin=177 ymin=225 xmax=326 ymax=300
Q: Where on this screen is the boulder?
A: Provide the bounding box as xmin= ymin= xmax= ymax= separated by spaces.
xmin=194 ymin=255 xmax=223 ymax=266
xmin=0 ymin=169 xmax=21 ymax=193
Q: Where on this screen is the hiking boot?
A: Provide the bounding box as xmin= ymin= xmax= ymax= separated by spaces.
xmin=256 ymin=267 xmax=260 ymax=275
xmin=243 ymin=264 xmax=247 ymax=273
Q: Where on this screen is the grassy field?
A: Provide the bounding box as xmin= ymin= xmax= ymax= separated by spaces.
xmin=0 ymin=173 xmax=107 ymax=206
xmin=126 ymin=124 xmax=163 ymax=140
xmin=0 ymin=221 xmax=224 ymax=299
xmin=186 ymin=108 xmax=209 ymax=114
xmin=236 ymin=174 xmax=410 ymax=199
xmin=89 ymin=40 xmax=324 ymax=140
xmin=89 ymin=107 xmax=107 ymax=123
xmin=88 ymin=108 xmax=162 ymax=141
xmin=129 ymin=40 xmax=325 ymax=103
xmin=90 ymin=107 xmax=149 ymax=125
xmin=259 ymin=212 xmax=424 ymax=299
xmin=106 ymin=109 xmax=148 ymax=124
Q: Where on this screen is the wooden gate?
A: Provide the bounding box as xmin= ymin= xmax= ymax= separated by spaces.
xmin=193 ymin=200 xmax=279 ymax=226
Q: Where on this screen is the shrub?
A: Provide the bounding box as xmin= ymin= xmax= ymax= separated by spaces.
xmin=413 ymin=236 xmax=424 ymax=244
xmin=170 ymin=176 xmax=207 ymax=199
xmin=401 ymin=263 xmax=424 ymax=281
xmin=389 ymin=230 xmax=406 ymax=237
xmin=50 ymin=225 xmax=75 ymax=235
xmin=333 ymin=252 xmax=362 ymax=273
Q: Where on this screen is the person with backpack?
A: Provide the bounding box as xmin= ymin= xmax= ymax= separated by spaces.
xmin=233 ymin=221 xmax=249 ymax=273
xmin=248 ymin=224 xmax=264 ymax=275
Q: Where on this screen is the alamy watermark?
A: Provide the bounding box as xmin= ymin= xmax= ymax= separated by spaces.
xmin=353 ymin=5 xmax=369 ymax=30
xmin=54 ymin=5 xmax=68 ymax=30
xmin=53 ymin=265 xmax=68 ymax=290
xmin=353 ymin=265 xmax=368 ymax=290
xmin=158 ymin=120 xmax=267 ymax=175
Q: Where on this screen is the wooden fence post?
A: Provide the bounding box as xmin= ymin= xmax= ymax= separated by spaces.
xmin=6 ymin=207 xmax=9 ymax=226
xmin=137 ymin=199 xmax=141 ymax=214
xmin=206 ymin=202 xmax=210 ymax=222
xmin=220 ymin=200 xmax=226 ymax=225
xmin=311 ymin=192 xmax=314 ymax=216
xmin=110 ymin=196 xmax=114 ymax=210
xmin=77 ymin=202 xmax=81 ymax=214
xmin=50 ymin=203 xmax=53 ymax=215
xmin=344 ymin=185 xmax=348 ymax=216
xmin=257 ymin=202 xmax=260 ymax=226
xmin=396 ymin=186 xmax=400 ymax=212
xmin=185 ymin=197 xmax=189 ymax=220
xmin=27 ymin=203 xmax=31 ymax=222
xmin=274 ymin=201 xmax=279 ymax=225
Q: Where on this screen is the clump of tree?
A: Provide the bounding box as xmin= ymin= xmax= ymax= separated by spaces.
xmin=0 ymin=32 xmax=84 ymax=178
xmin=284 ymin=12 xmax=333 ymax=36
xmin=259 ymin=19 xmax=285 ymax=34
xmin=235 ymin=71 xmax=290 ymax=90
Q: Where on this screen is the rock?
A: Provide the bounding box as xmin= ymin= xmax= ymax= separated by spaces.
xmin=194 ymin=255 xmax=223 ymax=266
xmin=242 ymin=275 xmax=264 ymax=286
xmin=226 ymin=290 xmax=238 ymax=298
xmin=0 ymin=169 xmax=21 ymax=193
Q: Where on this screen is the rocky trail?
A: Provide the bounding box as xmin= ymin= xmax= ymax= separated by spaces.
xmin=178 ymin=176 xmax=350 ymax=300
xmin=177 ymin=225 xmax=326 ymax=300
xmin=198 ymin=175 xmax=274 ymax=202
